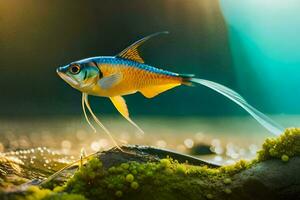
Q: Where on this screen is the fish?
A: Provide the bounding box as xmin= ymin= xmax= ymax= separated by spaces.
xmin=57 ymin=31 xmax=284 ymax=149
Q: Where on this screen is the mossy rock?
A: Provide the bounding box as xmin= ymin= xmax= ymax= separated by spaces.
xmin=94 ymin=145 xmax=219 ymax=169
xmin=230 ymin=157 xmax=300 ymax=200
xmin=2 ymin=128 xmax=300 ymax=200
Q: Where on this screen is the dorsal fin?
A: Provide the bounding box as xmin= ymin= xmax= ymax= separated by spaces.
xmin=116 ymin=31 xmax=169 ymax=63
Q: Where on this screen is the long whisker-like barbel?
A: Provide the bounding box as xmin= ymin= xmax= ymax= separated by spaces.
xmin=83 ymin=94 xmax=122 ymax=151
xmin=82 ymin=93 xmax=96 ymax=133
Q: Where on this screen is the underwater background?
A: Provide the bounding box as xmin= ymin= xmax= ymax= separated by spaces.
xmin=1 ymin=0 xmax=300 ymax=165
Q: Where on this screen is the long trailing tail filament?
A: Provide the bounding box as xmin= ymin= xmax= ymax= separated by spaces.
xmin=189 ymin=78 xmax=284 ymax=135
xmin=82 ymin=93 xmax=122 ymax=151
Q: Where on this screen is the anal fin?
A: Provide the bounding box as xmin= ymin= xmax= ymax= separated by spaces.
xmin=110 ymin=96 xmax=144 ymax=134
xmin=140 ymin=83 xmax=180 ymax=98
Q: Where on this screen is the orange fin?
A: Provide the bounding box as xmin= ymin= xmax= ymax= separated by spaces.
xmin=140 ymin=83 xmax=180 ymax=98
xmin=116 ymin=31 xmax=169 ymax=63
xmin=110 ymin=96 xmax=144 ymax=134
xmin=110 ymin=96 xmax=129 ymax=118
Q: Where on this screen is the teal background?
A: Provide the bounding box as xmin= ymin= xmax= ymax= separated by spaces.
xmin=220 ymin=0 xmax=300 ymax=114
xmin=0 ymin=0 xmax=299 ymax=117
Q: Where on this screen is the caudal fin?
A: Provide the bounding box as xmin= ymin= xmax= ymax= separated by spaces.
xmin=179 ymin=74 xmax=195 ymax=86
xmin=187 ymin=78 xmax=284 ymax=136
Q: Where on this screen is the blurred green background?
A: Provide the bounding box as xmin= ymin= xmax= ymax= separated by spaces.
xmin=0 ymin=0 xmax=299 ymax=118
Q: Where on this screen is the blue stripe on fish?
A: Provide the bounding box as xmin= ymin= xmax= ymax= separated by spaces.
xmin=84 ymin=56 xmax=180 ymax=77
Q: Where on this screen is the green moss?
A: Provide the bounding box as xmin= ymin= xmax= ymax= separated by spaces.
xmin=160 ymin=158 xmax=171 ymax=168
xmin=26 ymin=186 xmax=52 ymax=200
xmin=130 ymin=181 xmax=139 ymax=190
xmin=61 ymin=157 xmax=231 ymax=199
xmin=206 ymin=194 xmax=213 ymax=199
xmin=52 ymin=186 xmax=64 ymax=193
xmin=219 ymin=160 xmax=250 ymax=175
xmin=176 ymin=165 xmax=187 ymax=175
xmin=257 ymin=128 xmax=300 ymax=161
xmin=121 ymin=163 xmax=129 ymax=170
xmin=115 ymin=190 xmax=123 ymax=197
xmin=281 ymin=154 xmax=289 ymax=162
xmin=223 ymin=178 xmax=232 ymax=184
xmin=9 ymin=186 xmax=87 ymax=200
xmin=125 ymin=174 xmax=134 ymax=182
xmin=224 ymin=188 xmax=232 ymax=194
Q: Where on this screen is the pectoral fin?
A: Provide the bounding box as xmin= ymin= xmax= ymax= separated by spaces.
xmin=98 ymin=73 xmax=122 ymax=89
xmin=140 ymin=83 xmax=181 ymax=98
xmin=110 ymin=96 xmax=144 ymax=134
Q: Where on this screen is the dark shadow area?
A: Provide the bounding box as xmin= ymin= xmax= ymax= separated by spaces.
xmin=0 ymin=0 xmax=238 ymax=117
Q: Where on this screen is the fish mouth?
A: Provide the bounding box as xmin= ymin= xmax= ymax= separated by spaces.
xmin=56 ymin=68 xmax=80 ymax=87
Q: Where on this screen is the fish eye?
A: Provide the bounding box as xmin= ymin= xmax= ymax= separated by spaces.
xmin=69 ymin=64 xmax=81 ymax=74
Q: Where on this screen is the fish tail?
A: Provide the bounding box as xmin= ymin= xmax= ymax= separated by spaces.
xmin=179 ymin=74 xmax=195 ymax=86
xmin=185 ymin=78 xmax=284 ymax=136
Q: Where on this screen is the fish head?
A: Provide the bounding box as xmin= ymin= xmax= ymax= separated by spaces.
xmin=56 ymin=60 xmax=99 ymax=91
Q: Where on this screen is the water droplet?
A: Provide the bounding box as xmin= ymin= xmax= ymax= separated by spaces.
xmin=211 ymin=139 xmax=221 ymax=147
xmin=184 ymin=138 xmax=194 ymax=149
xmin=214 ymin=155 xmax=223 ymax=162
xmin=61 ymin=140 xmax=72 ymax=150
xmin=249 ymin=144 xmax=258 ymax=154
xmin=156 ymin=140 xmax=167 ymax=148
xmin=214 ymin=146 xmax=224 ymax=155
xmin=91 ymin=141 xmax=101 ymax=151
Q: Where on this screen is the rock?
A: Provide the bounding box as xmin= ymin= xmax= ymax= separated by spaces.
xmin=231 ymin=157 xmax=300 ymax=200
xmin=189 ymin=143 xmax=214 ymax=155
xmin=98 ymin=145 xmax=219 ymax=169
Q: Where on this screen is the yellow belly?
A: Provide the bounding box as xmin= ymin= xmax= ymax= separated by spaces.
xmin=84 ymin=64 xmax=182 ymax=98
